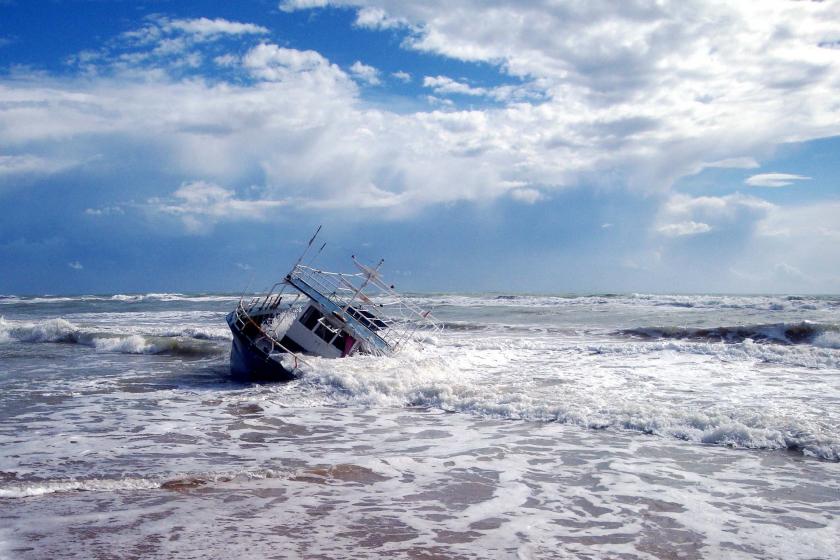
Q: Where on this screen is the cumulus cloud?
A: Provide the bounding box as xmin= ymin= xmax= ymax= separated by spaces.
xmin=423 ymin=74 xmax=543 ymax=102
xmin=657 ymin=221 xmax=712 ymax=237
xmin=163 ymin=17 xmax=268 ymax=38
xmin=423 ymin=75 xmax=486 ymax=97
xmin=69 ymin=16 xmax=268 ymax=74
xmin=280 ymin=0 xmax=840 ymax=192
xmin=745 ymin=173 xmax=812 ymax=188
xmin=736 ymin=201 xmax=840 ymax=291
xmin=122 ymin=16 xmax=268 ymax=45
xmin=392 ymin=70 xmax=411 ymax=83
xmin=3 ymin=0 xmax=840 ymax=224
xmin=349 ymin=61 xmax=381 ymax=85
xmin=655 ymin=193 xmax=774 ymax=237
xmin=242 ymin=43 xmax=350 ymax=86
xmin=279 ymin=0 xmax=331 ymax=12
xmin=150 ymin=181 xmax=288 ymax=233
xmin=354 ymin=6 xmax=407 ymax=30
xmin=509 ymin=188 xmax=543 ymax=204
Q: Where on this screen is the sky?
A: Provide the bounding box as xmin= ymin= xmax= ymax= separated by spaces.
xmin=1 ymin=0 xmax=839 ymax=295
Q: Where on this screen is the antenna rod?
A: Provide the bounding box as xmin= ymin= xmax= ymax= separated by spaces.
xmin=306 ymin=241 xmax=327 ymax=268
xmin=291 ymin=225 xmax=322 ymax=271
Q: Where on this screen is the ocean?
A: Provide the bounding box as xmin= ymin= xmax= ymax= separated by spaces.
xmin=1 ymin=292 xmax=838 ymax=559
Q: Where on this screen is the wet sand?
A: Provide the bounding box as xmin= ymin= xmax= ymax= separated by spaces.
xmin=3 ymin=408 xmax=838 ymax=559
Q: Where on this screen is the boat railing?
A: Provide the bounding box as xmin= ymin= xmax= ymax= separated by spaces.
xmin=232 ymin=300 xmax=313 ymax=372
xmin=290 ymin=264 xmax=441 ymax=352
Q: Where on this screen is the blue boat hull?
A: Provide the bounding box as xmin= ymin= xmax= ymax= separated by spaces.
xmin=226 ymin=311 xmax=297 ymax=382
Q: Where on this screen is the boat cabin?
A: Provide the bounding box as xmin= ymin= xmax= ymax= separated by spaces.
xmin=279 ymin=304 xmax=358 ymax=358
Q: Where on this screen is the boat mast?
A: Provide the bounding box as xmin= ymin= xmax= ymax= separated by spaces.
xmin=291 ymin=225 xmax=322 ymax=272
xmin=342 ymin=256 xmax=384 ymax=313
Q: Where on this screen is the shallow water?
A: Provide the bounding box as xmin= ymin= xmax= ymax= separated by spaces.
xmin=1 ymin=293 xmax=839 ymax=558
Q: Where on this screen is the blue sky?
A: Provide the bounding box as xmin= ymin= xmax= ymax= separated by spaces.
xmin=1 ymin=0 xmax=839 ymax=295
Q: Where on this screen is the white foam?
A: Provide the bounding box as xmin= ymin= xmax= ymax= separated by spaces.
xmin=0 ymin=315 xmax=225 ymax=357
xmin=288 ymin=331 xmax=840 ymax=460
xmin=10 ymin=317 xmax=80 ymax=343
xmin=156 ymin=326 xmax=232 ymax=341
xmin=813 ymin=331 xmax=840 ymax=349
xmin=0 ymin=477 xmax=162 ymax=498
xmin=0 ymin=467 xmax=298 ymax=498
xmin=93 ymin=335 xmax=153 ymax=354
xmin=0 ymin=316 xmax=10 ymax=343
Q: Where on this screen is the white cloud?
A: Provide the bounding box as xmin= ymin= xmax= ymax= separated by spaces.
xmin=150 ymin=181 xmax=288 ymax=233
xmin=71 ymin=16 xmax=267 ymax=74
xmin=0 ymin=154 xmax=78 ymax=188
xmin=349 ymin=61 xmax=381 ymax=85
xmin=164 ymin=17 xmax=268 ymax=38
xmin=280 ymin=1 xmax=840 ymax=193
xmin=509 ymin=188 xmax=543 ymax=204
xmin=68 ymin=261 xmax=83 ymax=270
xmin=242 ymin=43 xmax=351 ymax=89
xmin=656 ymin=221 xmax=712 ymax=237
xmin=739 ymin=201 xmax=840 ymax=291
xmin=704 ymin=157 xmax=760 ymax=169
xmin=3 ymin=1 xmax=840 ymax=224
xmin=354 ymin=7 xmax=407 ymax=30
xmin=391 ymin=70 xmax=411 ymax=83
xmin=0 ymin=154 xmax=54 ymax=177
xmin=423 ymin=74 xmax=542 ymax=102
xmin=123 ymin=16 xmax=267 ymax=45
xmin=85 ymin=206 xmax=124 ymax=216
xmin=424 ymin=75 xmax=486 ymax=97
xmin=745 ymin=173 xmax=812 ymax=188
xmin=279 ymin=0 xmax=331 ymax=12
xmin=655 ymin=193 xmax=774 ymax=237
xmin=214 ymin=54 xmax=239 ymax=67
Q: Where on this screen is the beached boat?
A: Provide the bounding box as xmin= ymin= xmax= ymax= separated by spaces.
xmin=225 ymin=228 xmax=440 ymax=381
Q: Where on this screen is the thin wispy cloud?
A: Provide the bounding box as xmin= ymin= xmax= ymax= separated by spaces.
xmin=745 ymin=173 xmax=812 ymax=188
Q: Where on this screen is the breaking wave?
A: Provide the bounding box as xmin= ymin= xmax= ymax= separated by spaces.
xmin=619 ymin=321 xmax=839 ymax=346
xmin=0 ymin=468 xmax=295 ymax=498
xmin=295 ymin=335 xmax=840 ymax=461
xmin=304 ymin=362 xmax=840 ymax=461
xmin=0 ymin=317 xmax=222 ymax=356
xmin=402 ymin=293 xmax=840 ymax=312
xmin=0 ymin=293 xmax=239 ymax=305
xmin=108 ymin=293 xmax=238 ymax=303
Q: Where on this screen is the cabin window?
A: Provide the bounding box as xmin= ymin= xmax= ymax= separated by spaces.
xmin=347 ymin=306 xmax=386 ymax=331
xmin=299 ymin=307 xmax=322 ymax=330
xmin=331 ymin=331 xmax=348 ymax=351
xmin=314 ymin=321 xmax=334 ymax=342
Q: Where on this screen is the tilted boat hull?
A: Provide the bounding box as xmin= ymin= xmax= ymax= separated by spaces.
xmin=226 ymin=311 xmax=297 ymax=382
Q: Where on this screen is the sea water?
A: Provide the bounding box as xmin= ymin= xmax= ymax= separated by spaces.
xmin=1 ymin=293 xmax=838 ymax=558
